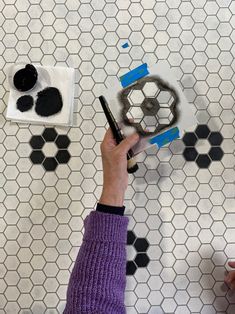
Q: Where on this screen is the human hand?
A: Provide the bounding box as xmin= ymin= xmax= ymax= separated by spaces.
xmin=224 ymin=261 xmax=235 ymax=289
xmin=99 ymin=128 xmax=139 ymax=207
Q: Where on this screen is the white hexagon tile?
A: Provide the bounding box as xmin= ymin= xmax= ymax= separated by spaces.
xmin=0 ymin=0 xmax=235 ymax=313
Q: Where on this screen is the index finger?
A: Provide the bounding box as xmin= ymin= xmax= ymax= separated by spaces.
xmin=103 ymin=127 xmax=114 ymax=143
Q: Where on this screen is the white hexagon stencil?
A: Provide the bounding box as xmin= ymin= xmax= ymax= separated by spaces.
xmin=142 ymin=82 xmax=160 ymax=97
xmin=128 ymin=89 xmax=145 ymax=105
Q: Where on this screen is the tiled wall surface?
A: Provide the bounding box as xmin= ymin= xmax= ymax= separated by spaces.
xmin=0 ymin=0 xmax=235 ymax=313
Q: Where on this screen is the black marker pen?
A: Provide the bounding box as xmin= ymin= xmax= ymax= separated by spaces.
xmin=99 ymin=95 xmax=139 ymax=174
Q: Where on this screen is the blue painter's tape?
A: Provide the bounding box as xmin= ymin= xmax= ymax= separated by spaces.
xmin=122 ymin=42 xmax=129 ymax=48
xmin=149 ymin=127 xmax=180 ymax=148
xmin=120 ymin=63 xmax=149 ymax=88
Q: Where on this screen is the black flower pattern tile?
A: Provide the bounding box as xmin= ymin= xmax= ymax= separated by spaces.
xmin=183 ymin=125 xmax=224 ymax=168
xmin=126 ymin=230 xmax=150 ymax=275
xmin=29 ymin=128 xmax=71 ymax=171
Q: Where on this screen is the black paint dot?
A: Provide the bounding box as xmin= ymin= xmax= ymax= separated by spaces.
xmin=196 ymin=154 xmax=211 ymax=168
xmin=17 ymin=95 xmax=34 ymax=112
xmin=35 ymin=87 xmax=63 ymax=117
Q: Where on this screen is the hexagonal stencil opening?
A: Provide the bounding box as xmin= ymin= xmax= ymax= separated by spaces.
xmin=142 ymin=82 xmax=160 ymax=97
xmin=157 ymin=107 xmax=172 ymax=119
xmin=127 ymin=107 xmax=144 ymax=123
xmin=142 ymin=116 xmax=158 ymax=132
xmin=128 ymin=89 xmax=145 ymax=105
xmin=157 ymin=91 xmax=173 ymax=107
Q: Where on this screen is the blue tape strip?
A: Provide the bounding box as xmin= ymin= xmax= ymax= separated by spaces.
xmin=120 ymin=63 xmax=149 ymax=88
xmin=122 ymin=42 xmax=129 ymax=48
xmin=149 ymin=127 xmax=180 ymax=148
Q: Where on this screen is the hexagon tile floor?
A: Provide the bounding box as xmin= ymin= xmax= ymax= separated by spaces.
xmin=0 ymin=1 xmax=235 ymax=313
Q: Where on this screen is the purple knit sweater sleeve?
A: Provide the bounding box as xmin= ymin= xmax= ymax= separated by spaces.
xmin=63 ymin=211 xmax=129 ymax=314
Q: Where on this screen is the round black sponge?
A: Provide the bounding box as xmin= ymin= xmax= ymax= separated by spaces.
xmin=35 ymin=87 xmax=63 ymax=117
xmin=16 ymin=95 xmax=34 ymax=112
xmin=13 ymin=64 xmax=38 ymax=92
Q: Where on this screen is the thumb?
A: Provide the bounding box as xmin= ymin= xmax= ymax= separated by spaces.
xmin=228 ymin=261 xmax=235 ymax=268
xmin=118 ymin=133 xmax=139 ymax=154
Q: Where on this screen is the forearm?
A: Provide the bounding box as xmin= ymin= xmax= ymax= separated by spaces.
xmin=64 ymin=210 xmax=128 ymax=314
xmin=100 ymin=187 xmax=125 ymax=207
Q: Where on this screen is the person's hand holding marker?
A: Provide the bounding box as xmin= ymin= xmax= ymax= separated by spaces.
xmin=99 ymin=128 xmax=139 ymax=207
xmin=225 ymin=262 xmax=235 ymax=290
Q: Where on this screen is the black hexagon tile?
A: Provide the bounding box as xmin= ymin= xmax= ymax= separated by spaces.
xmin=55 ymin=135 xmax=71 ymax=149
xmin=42 ymin=128 xmax=58 ymax=142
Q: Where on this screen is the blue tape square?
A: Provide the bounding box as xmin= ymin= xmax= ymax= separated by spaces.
xmin=120 ymin=63 xmax=149 ymax=88
xmin=149 ymin=127 xmax=180 ymax=148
